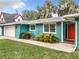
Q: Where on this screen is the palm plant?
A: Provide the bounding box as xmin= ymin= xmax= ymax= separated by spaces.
xmin=37 ymin=0 xmax=54 ymax=18
xmin=37 ymin=6 xmax=46 ymax=19
xmin=44 ymin=0 xmax=53 ymax=18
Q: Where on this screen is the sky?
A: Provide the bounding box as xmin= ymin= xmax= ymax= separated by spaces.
xmin=0 ymin=0 xmax=79 ymax=14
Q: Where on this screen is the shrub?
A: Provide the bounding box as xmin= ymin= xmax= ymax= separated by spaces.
xmin=49 ymin=35 xmax=57 ymax=43
xmin=19 ymin=32 xmax=32 ymax=39
xmin=43 ymin=34 xmax=50 ymax=42
xmin=35 ymin=34 xmax=44 ymax=42
xmin=35 ymin=33 xmax=59 ymax=43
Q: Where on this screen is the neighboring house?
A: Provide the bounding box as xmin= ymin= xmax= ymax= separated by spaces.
xmin=0 ymin=12 xmax=79 ymax=49
xmin=0 ymin=12 xmax=24 ymax=37
xmin=0 ymin=12 xmax=23 ymax=23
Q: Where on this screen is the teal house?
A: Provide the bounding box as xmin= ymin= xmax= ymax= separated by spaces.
xmin=0 ymin=13 xmax=79 ymax=49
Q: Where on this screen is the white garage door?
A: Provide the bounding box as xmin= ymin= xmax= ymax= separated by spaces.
xmin=4 ymin=25 xmax=15 ymax=37
xmin=0 ymin=27 xmax=2 ymax=35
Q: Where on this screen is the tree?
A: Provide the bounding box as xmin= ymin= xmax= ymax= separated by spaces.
xmin=58 ymin=0 xmax=79 ymax=16
xmin=37 ymin=6 xmax=46 ymax=19
xmin=37 ymin=0 xmax=54 ymax=18
xmin=22 ymin=10 xmax=38 ymax=20
xmin=22 ymin=0 xmax=79 ymax=20
xmin=44 ymin=0 xmax=53 ymax=18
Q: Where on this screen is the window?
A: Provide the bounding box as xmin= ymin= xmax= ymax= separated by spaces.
xmin=18 ymin=19 xmax=20 ymax=21
xmin=44 ymin=24 xmax=49 ymax=32
xmin=30 ymin=24 xmax=36 ymax=31
xmin=44 ymin=24 xmax=56 ymax=33
xmin=50 ymin=24 xmax=55 ymax=32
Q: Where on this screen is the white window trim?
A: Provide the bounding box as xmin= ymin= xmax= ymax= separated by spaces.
xmin=43 ymin=23 xmax=56 ymax=34
xmin=29 ymin=24 xmax=36 ymax=31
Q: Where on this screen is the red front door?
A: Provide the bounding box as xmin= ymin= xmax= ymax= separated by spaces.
xmin=67 ymin=24 xmax=75 ymax=42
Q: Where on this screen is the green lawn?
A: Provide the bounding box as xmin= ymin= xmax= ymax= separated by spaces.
xmin=0 ymin=39 xmax=79 ymax=59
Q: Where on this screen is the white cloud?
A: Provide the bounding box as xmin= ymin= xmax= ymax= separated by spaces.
xmin=0 ymin=0 xmax=25 ymax=9
xmin=13 ymin=2 xmax=25 ymax=9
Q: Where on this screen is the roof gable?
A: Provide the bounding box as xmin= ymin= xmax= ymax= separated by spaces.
xmin=0 ymin=12 xmax=22 ymax=23
xmin=15 ymin=16 xmax=23 ymax=22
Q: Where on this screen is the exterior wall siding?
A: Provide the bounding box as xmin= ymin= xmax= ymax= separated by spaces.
xmin=55 ymin=22 xmax=61 ymax=40
xmin=30 ymin=24 xmax=43 ymax=38
xmin=15 ymin=23 xmax=62 ymax=41
xmin=15 ymin=24 xmax=29 ymax=38
xmin=30 ymin=23 xmax=61 ymax=40
xmin=20 ymin=24 xmax=29 ymax=32
xmin=15 ymin=24 xmax=21 ymax=38
xmin=75 ymin=17 xmax=79 ymax=48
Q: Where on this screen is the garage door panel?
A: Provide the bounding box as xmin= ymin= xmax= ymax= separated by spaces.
xmin=4 ymin=26 xmax=15 ymax=37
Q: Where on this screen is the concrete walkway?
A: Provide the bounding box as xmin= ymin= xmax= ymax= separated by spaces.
xmin=0 ymin=36 xmax=75 ymax=52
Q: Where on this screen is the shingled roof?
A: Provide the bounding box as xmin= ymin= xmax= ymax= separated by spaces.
xmin=0 ymin=12 xmax=22 ymax=23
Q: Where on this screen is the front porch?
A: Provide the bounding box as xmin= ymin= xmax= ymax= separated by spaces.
xmin=63 ymin=22 xmax=75 ymax=42
xmin=61 ymin=21 xmax=77 ymax=48
xmin=0 ymin=36 xmax=75 ymax=52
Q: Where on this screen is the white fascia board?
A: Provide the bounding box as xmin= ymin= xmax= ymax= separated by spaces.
xmin=63 ymin=13 xmax=79 ymax=18
xmin=0 ymin=21 xmax=29 ymax=26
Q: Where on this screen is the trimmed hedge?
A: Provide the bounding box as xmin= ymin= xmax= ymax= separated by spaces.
xmin=35 ymin=33 xmax=59 ymax=43
xmin=19 ymin=32 xmax=32 ymax=39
